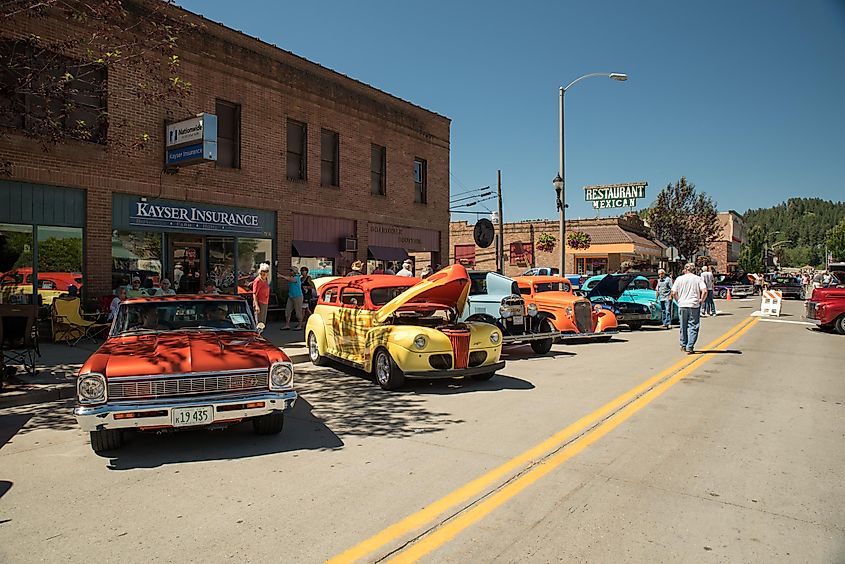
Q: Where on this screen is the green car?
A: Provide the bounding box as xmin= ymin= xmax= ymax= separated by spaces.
xmin=582 ymin=274 xmax=677 ymax=329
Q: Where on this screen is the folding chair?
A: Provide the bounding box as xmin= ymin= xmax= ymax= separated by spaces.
xmin=0 ymin=304 xmax=40 ymax=376
xmin=51 ymin=296 xmax=110 ymax=346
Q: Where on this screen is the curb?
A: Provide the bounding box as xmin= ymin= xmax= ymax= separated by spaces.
xmin=0 ymin=353 xmax=314 ymax=410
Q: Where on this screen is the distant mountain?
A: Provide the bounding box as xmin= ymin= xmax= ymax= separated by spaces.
xmin=743 ymin=198 xmax=845 ymax=267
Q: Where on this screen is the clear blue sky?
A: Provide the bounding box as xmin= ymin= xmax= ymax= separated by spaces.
xmin=178 ymin=0 xmax=845 ymax=222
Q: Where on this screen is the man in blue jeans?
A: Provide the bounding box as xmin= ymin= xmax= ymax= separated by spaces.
xmin=671 ymin=263 xmax=708 ymax=354
xmin=656 ymin=268 xmax=673 ymax=328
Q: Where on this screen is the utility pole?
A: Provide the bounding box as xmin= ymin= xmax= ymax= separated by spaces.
xmin=497 ymin=170 xmax=504 ymax=274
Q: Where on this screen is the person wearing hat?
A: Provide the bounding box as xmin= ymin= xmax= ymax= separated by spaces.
xmin=126 ymin=276 xmax=146 ymax=297
xmin=347 ymin=260 xmax=364 ymax=277
xmin=397 ymin=259 xmax=414 ymax=277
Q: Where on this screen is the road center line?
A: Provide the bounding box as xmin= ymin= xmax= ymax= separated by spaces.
xmin=386 ymin=317 xmax=760 ymax=563
xmin=327 ymin=316 xmax=757 ymax=564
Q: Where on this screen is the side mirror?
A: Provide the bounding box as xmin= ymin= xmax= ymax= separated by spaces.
xmin=256 ymin=322 xmax=265 ymax=334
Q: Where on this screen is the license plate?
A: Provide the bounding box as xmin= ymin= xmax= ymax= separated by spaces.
xmin=512 ymin=315 xmax=524 ymax=325
xmin=171 ymin=406 xmax=213 ymax=427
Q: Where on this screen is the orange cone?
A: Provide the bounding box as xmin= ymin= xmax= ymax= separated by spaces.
xmin=726 ymin=289 xmax=732 ymax=300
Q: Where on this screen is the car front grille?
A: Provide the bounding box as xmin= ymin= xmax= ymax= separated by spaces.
xmin=442 ymin=328 xmax=470 ymax=369
xmin=468 ymin=351 xmax=487 ymax=367
xmin=429 ymin=354 xmax=452 ymax=370
xmin=107 ymin=370 xmax=269 ymax=401
xmin=574 ymin=301 xmax=592 ymax=333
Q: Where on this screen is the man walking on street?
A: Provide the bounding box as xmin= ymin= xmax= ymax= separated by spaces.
xmin=656 ymin=269 xmax=673 ymax=329
xmin=672 ymin=263 xmax=708 ymax=354
xmin=700 ymin=265 xmax=716 ymax=317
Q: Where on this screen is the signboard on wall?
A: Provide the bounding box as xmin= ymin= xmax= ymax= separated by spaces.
xmin=165 ymin=113 xmax=218 ymax=167
xmin=584 ymin=182 xmax=647 ymax=209
xmin=509 ymin=242 xmax=533 ymax=267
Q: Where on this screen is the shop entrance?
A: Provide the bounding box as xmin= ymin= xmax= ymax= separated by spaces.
xmin=171 ymin=236 xmax=204 ymax=294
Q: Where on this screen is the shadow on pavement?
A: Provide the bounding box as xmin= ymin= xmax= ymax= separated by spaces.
xmin=502 ymin=348 xmax=575 ymax=360
xmin=0 ymin=413 xmax=33 ymax=448
xmin=0 ymin=480 xmax=11 ymax=500
xmin=104 ymin=397 xmax=342 ymax=470
xmin=692 ymin=349 xmax=743 ymax=355
xmin=0 ymin=399 xmax=77 ymax=442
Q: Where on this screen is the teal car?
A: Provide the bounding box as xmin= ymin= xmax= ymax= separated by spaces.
xmin=582 ymin=274 xmax=677 ymax=329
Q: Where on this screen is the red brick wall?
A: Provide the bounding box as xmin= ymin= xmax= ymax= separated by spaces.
xmin=0 ymin=0 xmax=450 ymax=296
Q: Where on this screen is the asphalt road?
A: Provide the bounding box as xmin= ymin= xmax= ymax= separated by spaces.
xmin=0 ymin=298 xmax=842 ymax=563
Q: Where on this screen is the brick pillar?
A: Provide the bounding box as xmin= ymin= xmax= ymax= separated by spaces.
xmin=85 ymin=188 xmax=112 ymax=298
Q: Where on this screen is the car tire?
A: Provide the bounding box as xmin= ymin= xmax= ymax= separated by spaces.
xmin=628 ymin=322 xmax=643 ymax=331
xmin=373 ymin=348 xmax=405 ymax=391
xmin=718 ymin=289 xmax=728 ymax=299
xmin=835 ymin=315 xmax=845 ymax=336
xmin=530 ymin=319 xmax=554 ymax=354
xmin=308 ymin=331 xmax=327 ymax=366
xmin=470 ymin=371 xmax=496 ymax=381
xmin=252 ymin=412 xmax=285 ymax=435
xmin=90 ymin=429 xmax=123 ymax=454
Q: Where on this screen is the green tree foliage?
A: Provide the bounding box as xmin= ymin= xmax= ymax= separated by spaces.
xmin=738 ymin=225 xmax=765 ymax=274
xmin=642 ymin=177 xmax=721 ymax=262
xmin=743 ymin=198 xmax=845 ymax=267
xmin=826 ymin=218 xmax=845 ymax=262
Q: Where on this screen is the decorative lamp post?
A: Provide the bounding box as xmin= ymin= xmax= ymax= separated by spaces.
xmin=555 ymin=72 xmax=628 ymax=276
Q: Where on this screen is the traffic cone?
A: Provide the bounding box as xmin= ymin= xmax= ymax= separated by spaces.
xmin=726 ymin=289 xmax=732 ymax=300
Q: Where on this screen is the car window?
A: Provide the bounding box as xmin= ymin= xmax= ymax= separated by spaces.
xmin=370 ymin=286 xmax=412 ymax=306
xmin=112 ymin=300 xmax=254 ymax=336
xmin=469 ymin=273 xmax=487 ymax=295
xmin=321 ymin=287 xmax=338 ymax=304
xmin=39 ymin=279 xmax=56 ymax=290
xmin=630 ymin=279 xmax=650 ymax=290
xmin=518 ymin=287 xmax=532 ymax=295
xmin=534 ymin=282 xmax=571 ymax=293
xmin=340 ymin=288 xmax=364 ymax=307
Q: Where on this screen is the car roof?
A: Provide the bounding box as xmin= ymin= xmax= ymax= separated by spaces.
xmin=321 ymin=274 xmax=420 ymax=290
xmin=123 ymin=294 xmax=248 ymax=304
xmin=513 ymin=275 xmax=570 ymax=285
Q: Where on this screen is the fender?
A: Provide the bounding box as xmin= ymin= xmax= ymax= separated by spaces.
xmin=465 ymin=313 xmax=500 ymax=328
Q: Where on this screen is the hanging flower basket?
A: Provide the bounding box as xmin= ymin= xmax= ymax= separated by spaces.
xmin=567 ymin=231 xmax=591 ymax=250
xmin=536 ymin=233 xmax=557 ymax=253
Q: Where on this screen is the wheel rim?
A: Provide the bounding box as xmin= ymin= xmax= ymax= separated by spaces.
xmin=375 ymin=352 xmax=390 ymax=384
xmin=308 ymin=333 xmax=319 ymax=361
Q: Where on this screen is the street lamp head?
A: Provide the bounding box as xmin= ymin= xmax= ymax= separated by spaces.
xmin=552 ymin=174 xmax=563 ymax=191
xmin=609 ymin=73 xmax=628 ymax=81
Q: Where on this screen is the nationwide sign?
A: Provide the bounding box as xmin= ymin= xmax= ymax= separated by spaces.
xmin=164 ymin=113 xmax=218 ymax=167
xmin=584 ymin=182 xmax=647 ymax=209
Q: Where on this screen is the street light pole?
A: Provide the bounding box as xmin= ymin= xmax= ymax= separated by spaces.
xmin=553 ymin=72 xmax=628 ymax=277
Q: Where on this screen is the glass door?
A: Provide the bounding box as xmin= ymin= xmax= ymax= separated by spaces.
xmin=171 ymin=236 xmax=203 ymax=294
xmin=206 ymin=237 xmax=235 ymax=294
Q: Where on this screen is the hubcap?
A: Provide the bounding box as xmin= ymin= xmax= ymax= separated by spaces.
xmin=376 ymin=353 xmax=390 ymax=384
xmin=309 ymin=334 xmax=318 ymax=360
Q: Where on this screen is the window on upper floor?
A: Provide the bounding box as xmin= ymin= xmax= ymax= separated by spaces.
xmin=371 ymin=144 xmax=386 ymax=196
xmin=320 ymin=129 xmax=339 ymax=187
xmin=414 ymin=158 xmax=427 ymax=204
xmin=287 ymin=119 xmax=307 ymax=180
xmin=215 ymin=99 xmax=241 ymax=169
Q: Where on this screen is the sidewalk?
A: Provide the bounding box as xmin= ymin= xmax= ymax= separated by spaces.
xmin=0 ymin=320 xmax=312 ymax=409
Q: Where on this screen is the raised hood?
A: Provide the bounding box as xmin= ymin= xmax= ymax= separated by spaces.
xmin=587 ymin=274 xmax=636 ymax=301
xmin=374 ymin=264 xmax=471 ymax=323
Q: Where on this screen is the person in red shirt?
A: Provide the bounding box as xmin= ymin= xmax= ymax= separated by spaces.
xmin=252 ymin=263 xmax=271 ymax=325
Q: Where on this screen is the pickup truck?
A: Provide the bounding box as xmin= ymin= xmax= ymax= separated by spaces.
xmin=805 ymin=287 xmax=845 ymax=334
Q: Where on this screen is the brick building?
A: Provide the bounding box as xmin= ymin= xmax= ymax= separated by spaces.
xmin=0 ymin=0 xmax=449 ymax=303
xmin=705 ymin=211 xmax=746 ymax=273
xmin=450 ymin=214 xmax=667 ymax=277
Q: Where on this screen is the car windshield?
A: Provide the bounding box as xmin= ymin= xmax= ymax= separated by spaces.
xmin=112 ymin=299 xmax=255 ymax=336
xmin=370 ymin=285 xmax=414 ymax=306
xmin=534 ymin=282 xmax=571 ymax=293
xmin=628 ymin=279 xmax=651 ymax=290
xmin=469 ymin=273 xmax=488 ymax=295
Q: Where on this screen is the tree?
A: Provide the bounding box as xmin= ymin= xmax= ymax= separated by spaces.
xmin=642 ymin=177 xmax=721 ymax=263
xmin=739 ymin=225 xmax=765 ymax=274
xmin=826 ymin=218 xmax=845 ymax=262
xmin=0 ymin=0 xmax=195 ymax=160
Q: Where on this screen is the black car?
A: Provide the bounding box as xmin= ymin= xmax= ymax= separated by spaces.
xmin=766 ymin=275 xmax=804 ymax=299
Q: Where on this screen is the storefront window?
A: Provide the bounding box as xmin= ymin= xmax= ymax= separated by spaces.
xmin=576 ymin=257 xmax=608 ymax=276
xmin=207 ymin=237 xmax=235 ymax=294
xmin=37 ymin=226 xmax=83 ymax=305
xmin=112 ymin=231 xmax=162 ymax=293
xmin=294 ymin=257 xmax=334 ymax=279
xmin=0 ymin=223 xmax=34 ymax=304
xmin=238 ymin=238 xmax=272 ymax=293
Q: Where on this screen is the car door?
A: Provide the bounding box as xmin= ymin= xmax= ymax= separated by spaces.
xmin=334 ymin=287 xmax=369 ymax=364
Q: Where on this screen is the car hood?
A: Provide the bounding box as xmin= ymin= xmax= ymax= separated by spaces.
xmin=83 ymin=331 xmax=288 ymax=378
xmin=530 ymin=291 xmax=582 ymax=307
xmin=620 ymin=288 xmax=657 ymax=303
xmin=587 ymin=274 xmax=635 ymax=301
xmin=374 ymin=264 xmax=470 ymax=323
xmin=811 ymin=287 xmax=845 ymax=301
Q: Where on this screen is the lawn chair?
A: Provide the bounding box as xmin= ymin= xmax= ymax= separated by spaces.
xmin=0 ymin=304 xmax=40 ymax=377
xmin=51 ymin=296 xmax=110 ymax=346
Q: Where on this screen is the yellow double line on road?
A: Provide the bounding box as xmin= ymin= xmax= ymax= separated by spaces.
xmin=329 ymin=316 xmax=759 ymax=564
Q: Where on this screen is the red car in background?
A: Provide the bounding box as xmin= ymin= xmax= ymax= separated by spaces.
xmin=806 ymin=287 xmax=845 ymax=334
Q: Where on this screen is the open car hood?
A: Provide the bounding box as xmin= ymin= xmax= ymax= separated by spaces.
xmin=374 ymin=264 xmax=470 ymax=323
xmin=587 ymin=274 xmax=636 ymax=301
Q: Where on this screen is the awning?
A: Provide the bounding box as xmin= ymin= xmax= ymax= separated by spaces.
xmin=367 ymin=246 xmax=409 ymax=261
xmin=291 ymin=240 xmax=340 ymax=258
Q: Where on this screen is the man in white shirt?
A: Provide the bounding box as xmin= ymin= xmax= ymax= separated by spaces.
xmin=396 ymin=259 xmax=414 ymax=277
xmin=671 ymin=263 xmax=708 ymax=354
xmin=700 ymin=265 xmax=716 ymax=316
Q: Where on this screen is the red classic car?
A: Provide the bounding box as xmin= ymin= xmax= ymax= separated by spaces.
xmin=73 ymin=295 xmax=297 ymax=454
xmin=806 ymin=287 xmax=845 ymax=334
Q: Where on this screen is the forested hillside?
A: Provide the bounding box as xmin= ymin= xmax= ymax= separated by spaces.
xmin=743 ymin=198 xmax=845 ymax=266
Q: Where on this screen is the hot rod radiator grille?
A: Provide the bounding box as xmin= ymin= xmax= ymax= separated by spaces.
xmin=574 ymin=302 xmax=593 ymax=333
xmin=108 ymin=371 xmax=268 ymax=400
xmin=442 ymin=329 xmax=471 ymax=370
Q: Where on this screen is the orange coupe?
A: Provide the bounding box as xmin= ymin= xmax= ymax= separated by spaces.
xmin=513 ymin=276 xmax=618 ymax=342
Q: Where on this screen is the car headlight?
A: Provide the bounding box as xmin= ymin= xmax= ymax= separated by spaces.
xmin=648 ymin=302 xmax=656 ymax=311
xmin=414 ymin=334 xmax=427 ymax=349
xmin=594 ymin=304 xmax=603 ymax=313
xmin=490 ymin=331 xmax=500 ymax=344
xmin=499 ymin=305 xmax=513 ymax=318
xmin=527 ymin=303 xmax=539 ymax=317
xmin=269 ymin=362 xmax=294 ymax=390
xmin=77 ymin=373 xmax=106 ymax=405
xmin=565 ymin=306 xmax=573 ymax=316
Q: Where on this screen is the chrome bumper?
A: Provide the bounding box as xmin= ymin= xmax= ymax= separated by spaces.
xmin=559 ymin=330 xmax=618 ymax=340
xmin=502 ymin=331 xmax=561 ymax=345
xmin=74 ymin=390 xmax=297 ymax=432
xmin=616 ymin=313 xmax=652 ymax=322
xmin=404 ymin=361 xmax=506 ymax=379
